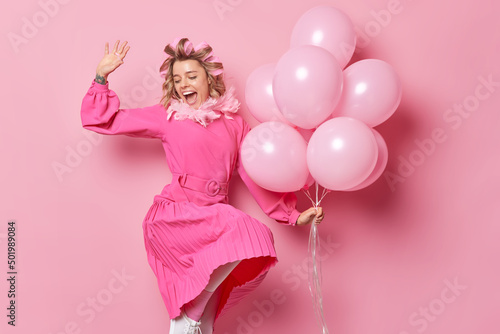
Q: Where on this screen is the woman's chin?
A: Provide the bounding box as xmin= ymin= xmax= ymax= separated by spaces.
xmin=191 ymin=97 xmax=208 ymax=110
xmin=191 ymin=101 xmax=201 ymax=109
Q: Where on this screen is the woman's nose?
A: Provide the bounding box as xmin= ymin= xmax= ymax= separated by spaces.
xmin=180 ymin=78 xmax=189 ymax=88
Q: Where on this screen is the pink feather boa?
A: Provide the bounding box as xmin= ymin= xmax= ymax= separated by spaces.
xmin=166 ymin=86 xmax=240 ymax=127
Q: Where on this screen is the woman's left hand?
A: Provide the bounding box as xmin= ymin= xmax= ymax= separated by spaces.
xmin=296 ymin=206 xmax=324 ymax=226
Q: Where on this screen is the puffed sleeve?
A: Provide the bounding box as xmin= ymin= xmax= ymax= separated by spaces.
xmin=80 ymin=80 xmax=167 ymax=139
xmin=235 ymin=118 xmax=301 ymax=226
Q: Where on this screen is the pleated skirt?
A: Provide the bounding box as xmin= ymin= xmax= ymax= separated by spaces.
xmin=141 ymin=197 xmax=278 ymax=320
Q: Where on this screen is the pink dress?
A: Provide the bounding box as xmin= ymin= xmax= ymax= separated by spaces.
xmin=80 ymin=80 xmax=301 ymax=321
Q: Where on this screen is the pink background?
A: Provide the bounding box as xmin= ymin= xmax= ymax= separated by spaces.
xmin=1 ymin=0 xmax=499 ymax=333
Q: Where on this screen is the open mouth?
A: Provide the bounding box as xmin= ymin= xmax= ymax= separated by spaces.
xmin=183 ymin=91 xmax=198 ymax=106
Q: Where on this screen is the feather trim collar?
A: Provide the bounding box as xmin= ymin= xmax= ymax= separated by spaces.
xmin=166 ymin=86 xmax=240 ymax=127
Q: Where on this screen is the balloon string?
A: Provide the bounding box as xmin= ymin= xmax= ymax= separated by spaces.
xmin=302 ymin=182 xmax=330 ymax=334
xmin=303 ymin=188 xmax=315 ymax=205
xmin=303 ymin=185 xmax=330 ymax=208
xmin=319 ymin=188 xmax=330 ymax=205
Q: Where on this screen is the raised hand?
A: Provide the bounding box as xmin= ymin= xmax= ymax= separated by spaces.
xmin=95 ymin=40 xmax=130 ymax=84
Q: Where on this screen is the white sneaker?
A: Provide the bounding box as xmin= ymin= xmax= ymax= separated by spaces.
xmin=169 ymin=312 xmax=203 ymax=334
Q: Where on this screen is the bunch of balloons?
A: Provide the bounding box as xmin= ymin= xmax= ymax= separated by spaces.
xmin=242 ymin=6 xmax=401 ymax=193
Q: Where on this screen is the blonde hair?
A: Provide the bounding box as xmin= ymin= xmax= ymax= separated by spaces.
xmin=159 ymin=38 xmax=225 ymax=109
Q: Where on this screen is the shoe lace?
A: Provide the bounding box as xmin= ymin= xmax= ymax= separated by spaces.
xmin=184 ymin=324 xmax=202 ymax=334
xmin=183 ymin=314 xmax=202 ymax=334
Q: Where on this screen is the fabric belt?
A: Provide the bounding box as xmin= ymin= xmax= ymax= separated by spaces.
xmin=173 ymin=173 xmax=229 ymax=197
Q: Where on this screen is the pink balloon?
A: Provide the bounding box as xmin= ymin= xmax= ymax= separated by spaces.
xmin=245 ymin=63 xmax=293 ymax=125
xmin=291 ymin=6 xmax=357 ymax=69
xmin=302 ymin=173 xmax=316 ymax=191
xmin=296 ymin=127 xmax=316 ymax=190
xmin=297 ymin=127 xmax=315 ymax=142
xmin=241 ymin=121 xmax=309 ymax=192
xmin=273 ymin=45 xmax=343 ymax=129
xmin=307 ymin=117 xmax=378 ymax=191
xmin=346 ymin=129 xmax=388 ymax=191
xmin=331 ymin=59 xmax=402 ymax=127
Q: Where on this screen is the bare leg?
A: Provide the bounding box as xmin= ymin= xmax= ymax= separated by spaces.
xmin=205 ymin=260 xmax=241 ymax=291
xmin=184 ymin=260 xmax=241 ymax=321
xmin=199 ymin=285 xmax=223 ymax=334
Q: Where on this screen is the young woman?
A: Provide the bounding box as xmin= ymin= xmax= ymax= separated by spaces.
xmin=81 ymin=38 xmax=324 ymax=334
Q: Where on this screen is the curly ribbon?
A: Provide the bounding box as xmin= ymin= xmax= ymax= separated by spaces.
xmin=302 ymin=181 xmax=331 ymax=334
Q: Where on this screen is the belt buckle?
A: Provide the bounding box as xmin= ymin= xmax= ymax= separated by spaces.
xmin=206 ymin=179 xmax=221 ymax=197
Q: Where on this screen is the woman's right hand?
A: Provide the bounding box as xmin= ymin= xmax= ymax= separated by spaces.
xmin=95 ymin=40 xmax=130 ymax=82
xmin=296 ymin=206 xmax=324 ymax=225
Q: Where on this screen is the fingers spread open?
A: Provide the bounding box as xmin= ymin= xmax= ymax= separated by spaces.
xmin=112 ymin=40 xmax=120 ymax=53
xmin=123 ymin=46 xmax=130 ymax=58
xmin=119 ymin=41 xmax=128 ymax=53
